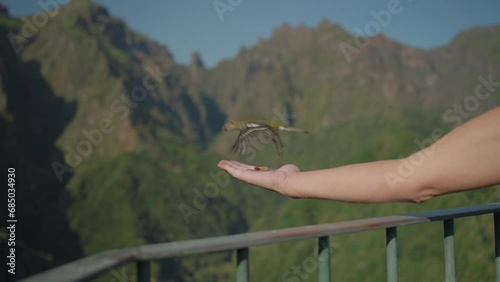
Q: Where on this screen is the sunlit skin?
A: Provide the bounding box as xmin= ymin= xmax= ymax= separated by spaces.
xmin=218 ymin=107 xmax=500 ymax=203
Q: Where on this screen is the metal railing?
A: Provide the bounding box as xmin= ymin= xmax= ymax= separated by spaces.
xmin=20 ymin=202 xmax=500 ymax=282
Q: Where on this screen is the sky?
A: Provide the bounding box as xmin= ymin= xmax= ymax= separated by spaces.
xmin=2 ymin=0 xmax=500 ymax=68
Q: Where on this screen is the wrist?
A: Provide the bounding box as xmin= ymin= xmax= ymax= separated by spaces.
xmin=277 ymin=171 xmax=300 ymax=198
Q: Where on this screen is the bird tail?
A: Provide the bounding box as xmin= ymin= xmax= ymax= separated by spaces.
xmin=279 ymin=126 xmax=308 ymax=133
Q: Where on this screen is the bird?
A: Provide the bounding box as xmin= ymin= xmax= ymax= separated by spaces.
xmin=223 ymin=119 xmax=308 ymax=155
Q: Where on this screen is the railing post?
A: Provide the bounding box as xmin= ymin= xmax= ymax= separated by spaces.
xmin=494 ymin=213 xmax=499 ymax=282
xmin=236 ymin=247 xmax=249 ymax=282
xmin=318 ymin=236 xmax=331 ymax=282
xmin=386 ymin=227 xmax=398 ymax=282
xmin=137 ymin=260 xmax=150 ymax=282
xmin=444 ymin=219 xmax=456 ymax=282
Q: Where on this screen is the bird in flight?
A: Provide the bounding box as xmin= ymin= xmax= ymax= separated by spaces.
xmin=223 ymin=119 xmax=308 ymax=155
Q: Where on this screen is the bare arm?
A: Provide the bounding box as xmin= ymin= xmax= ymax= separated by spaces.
xmin=218 ymin=107 xmax=500 ymax=203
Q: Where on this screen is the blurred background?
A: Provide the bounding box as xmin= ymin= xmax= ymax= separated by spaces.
xmin=1 ymin=0 xmax=499 ymax=281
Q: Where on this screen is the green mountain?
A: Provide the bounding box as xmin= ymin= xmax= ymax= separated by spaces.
xmin=200 ymin=20 xmax=500 ymax=282
xmin=203 ymin=20 xmax=498 ymax=129
xmin=1 ymin=1 xmax=243 ymax=281
xmin=1 ymin=0 xmax=499 ymax=281
xmin=0 ymin=6 xmax=81 ymax=276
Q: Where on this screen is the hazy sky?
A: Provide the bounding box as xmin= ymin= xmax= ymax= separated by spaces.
xmin=2 ymin=0 xmax=500 ymax=68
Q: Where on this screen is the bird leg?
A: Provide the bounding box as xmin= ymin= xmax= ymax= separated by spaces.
xmin=273 ymin=133 xmax=284 ymax=155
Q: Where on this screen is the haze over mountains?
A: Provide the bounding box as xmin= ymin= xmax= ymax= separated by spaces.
xmin=1 ymin=0 xmax=498 ymax=281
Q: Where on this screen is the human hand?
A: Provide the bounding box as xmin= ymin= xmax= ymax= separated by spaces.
xmin=217 ymin=160 xmax=300 ymax=196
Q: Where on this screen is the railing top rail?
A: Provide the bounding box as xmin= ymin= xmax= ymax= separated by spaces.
xmin=19 ymin=202 xmax=500 ymax=282
xmin=138 ymin=202 xmax=500 ymax=259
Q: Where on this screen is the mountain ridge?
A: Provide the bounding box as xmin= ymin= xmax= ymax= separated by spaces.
xmin=1 ymin=1 xmax=499 ymax=281
xmin=1 ymin=2 xmax=242 ymax=280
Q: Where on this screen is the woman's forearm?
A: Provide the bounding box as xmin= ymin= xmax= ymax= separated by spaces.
xmin=219 ymin=107 xmax=499 ymax=203
xmin=283 ymin=107 xmax=500 ymax=203
xmin=284 ymin=159 xmax=425 ymax=203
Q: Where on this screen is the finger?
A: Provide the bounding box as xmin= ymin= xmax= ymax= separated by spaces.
xmin=218 ymin=160 xmax=274 ymax=186
xmin=218 ymin=161 xmax=252 ymax=179
xmin=218 ymin=160 xmax=261 ymax=171
xmin=221 ymin=163 xmax=253 ymax=182
xmin=228 ymin=161 xmax=270 ymax=171
xmin=218 ymin=160 xmax=245 ymax=171
xmin=228 ymin=160 xmax=276 ymax=172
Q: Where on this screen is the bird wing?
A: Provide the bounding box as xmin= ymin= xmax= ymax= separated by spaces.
xmin=232 ymin=124 xmax=281 ymax=155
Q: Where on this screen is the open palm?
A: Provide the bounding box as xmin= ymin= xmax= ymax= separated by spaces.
xmin=217 ymin=160 xmax=300 ymax=195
